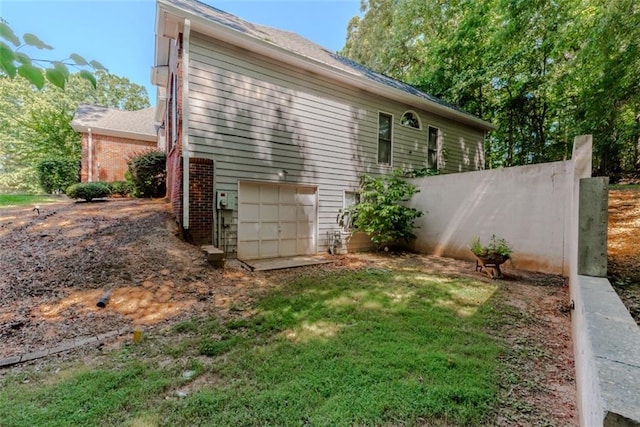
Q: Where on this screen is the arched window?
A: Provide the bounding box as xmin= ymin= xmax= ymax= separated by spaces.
xmin=400 ymin=111 xmax=421 ymax=129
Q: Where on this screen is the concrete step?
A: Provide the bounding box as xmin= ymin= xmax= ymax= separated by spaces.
xmin=201 ymin=245 xmax=225 ymax=268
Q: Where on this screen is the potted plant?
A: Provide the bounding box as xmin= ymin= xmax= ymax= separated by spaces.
xmin=469 ymin=235 xmax=513 ymax=278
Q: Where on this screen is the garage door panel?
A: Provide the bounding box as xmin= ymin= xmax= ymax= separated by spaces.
xmin=297 ymin=189 xmax=316 ymax=204
xmin=242 ymin=184 xmax=261 ymax=200
xmin=297 ymin=205 xmax=315 ymax=221
xmin=279 ymin=187 xmax=297 ymax=203
xmin=238 ymin=222 xmax=259 ymax=241
xmin=240 ymin=242 xmax=260 ymax=259
xmin=297 ymin=222 xmax=314 ymax=238
xmin=261 ymin=205 xmax=279 ymax=222
xmin=260 ymin=223 xmax=279 ymax=240
xmin=239 ymin=204 xmax=259 ymax=222
xmin=260 ymin=240 xmax=279 ymax=258
xmin=280 ymin=222 xmax=297 ymax=239
xmin=261 ymin=186 xmax=279 ymax=203
xmin=280 ymin=207 xmax=297 ymax=222
xmin=238 ymin=182 xmax=317 ymax=260
xmin=279 ymin=239 xmax=297 ymax=257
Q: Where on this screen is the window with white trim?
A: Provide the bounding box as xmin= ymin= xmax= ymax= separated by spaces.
xmin=427 ymin=126 xmax=439 ymax=170
xmin=400 ymin=111 xmax=421 ymax=129
xmin=378 ymin=112 xmax=392 ymax=165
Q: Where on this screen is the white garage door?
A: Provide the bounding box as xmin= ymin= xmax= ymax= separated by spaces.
xmin=238 ymin=182 xmax=317 ymax=259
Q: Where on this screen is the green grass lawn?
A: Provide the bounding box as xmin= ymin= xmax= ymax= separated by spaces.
xmin=610 ymin=183 xmax=640 ymax=190
xmin=0 ymin=268 xmax=503 ymax=426
xmin=0 ymin=194 xmax=61 ymax=208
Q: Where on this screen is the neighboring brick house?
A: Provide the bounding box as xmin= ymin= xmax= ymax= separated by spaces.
xmin=71 ymin=104 xmax=157 ymax=182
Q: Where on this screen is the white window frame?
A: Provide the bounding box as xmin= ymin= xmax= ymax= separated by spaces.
xmin=400 ymin=110 xmax=422 ymax=130
xmin=377 ymin=111 xmax=393 ymax=166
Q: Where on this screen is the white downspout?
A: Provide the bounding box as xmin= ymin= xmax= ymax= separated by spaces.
xmin=88 ymin=128 xmax=93 ymax=182
xmin=182 ymin=19 xmax=191 ymax=229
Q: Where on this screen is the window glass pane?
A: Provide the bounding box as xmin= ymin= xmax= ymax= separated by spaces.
xmin=378 ymin=113 xmax=392 ymax=164
xmin=344 ymin=191 xmax=360 ymax=208
xmin=379 ymin=113 xmax=391 ymax=140
xmin=378 ymin=140 xmax=391 ymax=164
xmin=427 ymin=126 xmax=438 ymax=169
xmin=401 ymin=111 xmax=420 ymax=128
xmin=428 ymin=126 xmax=438 ymax=150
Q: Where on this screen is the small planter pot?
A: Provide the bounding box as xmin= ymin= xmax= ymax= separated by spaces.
xmin=473 ymin=252 xmax=510 ymax=279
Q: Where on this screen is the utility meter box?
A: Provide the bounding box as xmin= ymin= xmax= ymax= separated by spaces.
xmin=216 ymin=191 xmax=234 ymax=210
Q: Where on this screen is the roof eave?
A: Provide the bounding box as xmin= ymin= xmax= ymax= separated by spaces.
xmin=72 ymin=125 xmax=157 ymax=143
xmin=155 ymin=0 xmax=495 ymax=132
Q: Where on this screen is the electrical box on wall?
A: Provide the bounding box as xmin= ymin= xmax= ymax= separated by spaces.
xmin=216 ymin=191 xmax=234 ymax=210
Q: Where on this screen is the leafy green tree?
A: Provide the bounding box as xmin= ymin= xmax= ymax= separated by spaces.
xmin=342 ymin=0 xmax=640 ymax=179
xmin=0 ymin=19 xmax=105 ymax=89
xmin=338 ymin=171 xmax=423 ymax=247
xmin=0 ymin=72 xmax=150 ymax=193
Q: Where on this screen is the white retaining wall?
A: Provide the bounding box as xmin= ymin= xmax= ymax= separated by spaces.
xmin=407 ymin=135 xmax=640 ymax=426
xmin=408 ymin=159 xmax=571 ymax=274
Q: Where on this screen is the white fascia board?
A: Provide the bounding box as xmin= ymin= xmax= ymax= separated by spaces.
xmin=70 ymin=125 xmax=157 ymax=142
xmin=156 ymin=0 xmax=495 ymax=131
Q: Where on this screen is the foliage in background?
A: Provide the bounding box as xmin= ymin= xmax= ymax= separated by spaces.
xmin=0 ymin=19 xmax=105 ymax=89
xmin=342 ymin=0 xmax=640 ymax=180
xmin=107 ymin=181 xmax=135 ymax=197
xmin=127 ymin=151 xmax=167 ymax=198
xmin=0 ymin=72 xmax=149 ymax=194
xmin=65 ymin=182 xmax=110 ymax=202
xmin=36 ymin=157 xmax=79 ymax=194
xmin=338 ymin=170 xmax=423 ymax=246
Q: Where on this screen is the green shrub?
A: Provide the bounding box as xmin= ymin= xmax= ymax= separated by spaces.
xmin=127 ymin=151 xmax=166 ymax=198
xmin=36 ymin=157 xmax=79 ymax=194
xmin=337 ymin=170 xmax=424 ymax=246
xmin=65 ymin=182 xmax=111 ymax=202
xmin=108 ymin=181 xmax=135 ymax=196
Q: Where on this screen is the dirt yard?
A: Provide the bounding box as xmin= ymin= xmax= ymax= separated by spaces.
xmin=0 ymin=198 xmax=577 ymax=425
xmin=608 ymin=188 xmax=640 ymax=324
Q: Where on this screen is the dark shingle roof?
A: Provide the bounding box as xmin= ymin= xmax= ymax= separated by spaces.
xmin=160 ymin=0 xmax=492 ymax=129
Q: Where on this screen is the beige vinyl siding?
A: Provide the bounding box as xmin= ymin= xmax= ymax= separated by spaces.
xmin=187 ymin=32 xmax=485 ymax=255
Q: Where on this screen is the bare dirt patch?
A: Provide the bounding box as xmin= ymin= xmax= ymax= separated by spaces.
xmin=608 ymin=188 xmax=640 ymax=324
xmin=0 ymin=198 xmax=576 ymax=425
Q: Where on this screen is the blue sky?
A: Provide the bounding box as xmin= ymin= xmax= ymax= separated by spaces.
xmin=1 ymin=0 xmax=362 ymax=105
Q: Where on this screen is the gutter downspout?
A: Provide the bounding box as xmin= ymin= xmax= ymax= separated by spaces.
xmin=88 ymin=128 xmax=93 ymax=182
xmin=182 ymin=19 xmax=191 ymax=229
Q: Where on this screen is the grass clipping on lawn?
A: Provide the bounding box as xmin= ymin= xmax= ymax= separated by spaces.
xmin=1 ymin=268 xmax=502 ymax=426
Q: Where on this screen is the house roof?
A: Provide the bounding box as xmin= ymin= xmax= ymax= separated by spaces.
xmin=71 ymin=104 xmax=157 ymax=142
xmin=154 ymin=0 xmax=495 ymax=131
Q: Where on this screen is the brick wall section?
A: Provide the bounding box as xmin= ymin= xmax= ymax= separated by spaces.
xmin=80 ymin=133 xmax=155 ymax=182
xmin=188 ymin=158 xmax=214 ymax=245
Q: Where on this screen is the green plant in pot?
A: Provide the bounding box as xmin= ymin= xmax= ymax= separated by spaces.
xmin=469 ymin=235 xmax=513 ymax=278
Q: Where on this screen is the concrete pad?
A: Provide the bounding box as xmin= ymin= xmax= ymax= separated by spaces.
xmin=240 ymin=255 xmax=334 ymax=271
